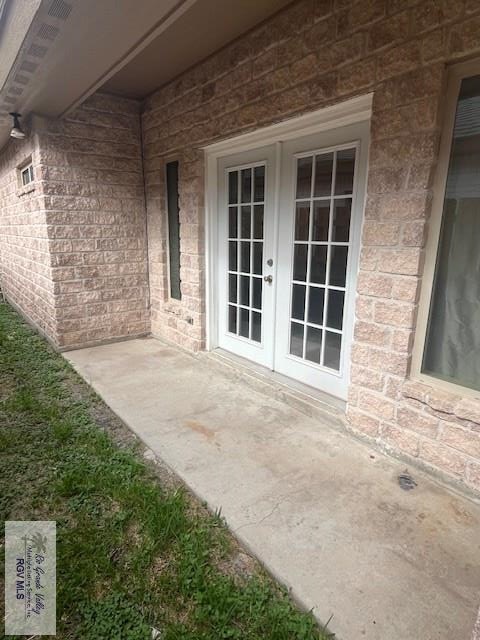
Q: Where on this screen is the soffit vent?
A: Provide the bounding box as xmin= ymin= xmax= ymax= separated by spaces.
xmin=20 ymin=60 xmax=38 ymax=73
xmin=14 ymin=74 xmax=29 ymax=85
xmin=28 ymin=43 xmax=48 ymax=58
xmin=48 ymin=0 xmax=72 ymax=20
xmin=37 ymin=23 xmax=59 ymax=41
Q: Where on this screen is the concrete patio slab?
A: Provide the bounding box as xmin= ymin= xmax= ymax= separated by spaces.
xmin=65 ymin=337 xmax=480 ymax=640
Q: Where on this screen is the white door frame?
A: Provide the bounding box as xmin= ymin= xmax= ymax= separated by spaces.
xmin=203 ymin=93 xmax=373 ymax=359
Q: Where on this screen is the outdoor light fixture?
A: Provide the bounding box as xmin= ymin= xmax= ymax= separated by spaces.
xmin=9 ymin=112 xmax=26 ymax=139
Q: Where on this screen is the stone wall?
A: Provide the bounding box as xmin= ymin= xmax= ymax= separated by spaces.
xmin=0 ymin=132 xmax=58 ymax=342
xmin=141 ymin=0 xmax=480 ymax=493
xmin=35 ymin=93 xmax=150 ymax=349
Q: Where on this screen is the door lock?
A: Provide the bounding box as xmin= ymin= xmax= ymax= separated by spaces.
xmin=264 ymin=275 xmax=273 ymax=284
xmin=266 ymin=258 xmax=273 ymax=267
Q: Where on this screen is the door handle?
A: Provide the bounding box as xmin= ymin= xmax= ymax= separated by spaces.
xmin=264 ymin=275 xmax=273 ymax=284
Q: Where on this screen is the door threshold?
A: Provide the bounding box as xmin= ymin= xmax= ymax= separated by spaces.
xmin=203 ymin=348 xmax=346 ymax=429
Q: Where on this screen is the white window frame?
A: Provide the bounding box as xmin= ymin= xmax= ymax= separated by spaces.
xmin=18 ymin=159 xmax=34 ymax=188
xmin=412 ymin=58 xmax=480 ymax=400
xmin=164 ymin=158 xmax=182 ymax=302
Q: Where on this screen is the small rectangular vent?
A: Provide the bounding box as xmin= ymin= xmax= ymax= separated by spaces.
xmin=14 ymin=74 xmax=29 ymax=85
xmin=37 ymin=23 xmax=59 ymax=41
xmin=48 ymin=0 xmax=72 ymax=20
xmin=28 ymin=43 xmax=48 ymax=58
xmin=20 ymin=60 xmax=38 ymax=73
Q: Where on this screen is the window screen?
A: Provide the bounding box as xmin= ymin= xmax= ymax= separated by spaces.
xmin=166 ymin=161 xmax=181 ymax=300
xmin=422 ymin=75 xmax=480 ymax=391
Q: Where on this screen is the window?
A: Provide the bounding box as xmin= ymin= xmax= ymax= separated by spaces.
xmin=19 ymin=161 xmax=34 ymax=187
xmin=166 ymin=161 xmax=181 ymax=300
xmin=415 ymin=62 xmax=480 ymax=394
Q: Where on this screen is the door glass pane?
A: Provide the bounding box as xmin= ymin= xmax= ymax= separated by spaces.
xmin=323 ymin=331 xmax=341 ymax=370
xmin=241 ymin=168 xmax=252 ymax=203
xmin=228 ymin=274 xmax=237 ymax=304
xmin=251 ymin=311 xmax=262 ymax=342
xmin=329 ymin=246 xmax=348 ymax=287
xmin=252 ymin=277 xmax=262 ymax=310
xmin=312 ymin=201 xmax=330 ymax=241
xmin=295 ymin=203 xmax=310 ymax=240
xmin=240 ymin=242 xmax=250 ymax=273
xmin=254 ymin=166 xmax=265 ymax=201
xmin=335 ymin=148 xmax=356 ymax=196
xmin=228 ymin=171 xmax=238 ymax=204
xmin=229 ymin=241 xmax=237 ymax=271
xmin=306 ymin=326 xmax=322 ymax=364
xmin=253 ymin=205 xmax=264 ymax=239
xmin=314 ymin=152 xmax=333 ymax=197
xmin=240 ymin=275 xmax=250 ymax=306
xmin=326 ymin=289 xmax=344 ymax=330
xmin=290 ymin=322 xmax=304 ymax=357
xmin=296 ymin=157 xmax=312 ymax=198
xmin=239 ymin=308 xmax=250 ymax=337
xmin=291 ymin=284 xmax=306 ymax=321
xmin=307 ymin=286 xmax=325 ymax=325
xmin=332 ymin=199 xmax=351 ymax=242
xmin=241 ymin=205 xmax=251 ymax=239
xmin=229 ymin=207 xmax=238 ymax=238
xmin=293 ymin=244 xmax=308 ymax=281
xmin=252 ymin=243 xmax=263 ymax=275
xmin=423 ymin=74 xmax=480 ymax=391
xmin=228 ymin=305 xmax=237 ymax=333
xmin=310 ymin=245 xmax=327 ymax=284
xmin=225 ymin=163 xmax=265 ymax=344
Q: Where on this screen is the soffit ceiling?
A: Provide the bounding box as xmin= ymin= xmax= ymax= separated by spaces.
xmin=102 ymin=0 xmax=292 ymax=99
xmin=0 ymin=0 xmax=290 ymax=149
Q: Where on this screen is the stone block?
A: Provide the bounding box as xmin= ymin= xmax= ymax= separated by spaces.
xmin=362 ymin=220 xmax=400 ymax=246
xmin=369 ymin=347 xmax=410 ymax=376
xmin=449 ymin=16 xmax=480 ymax=57
xmin=358 ymin=389 xmax=396 ymax=420
xmin=354 ymin=320 xmax=391 ymax=346
xmin=346 ymin=406 xmax=380 ymax=436
xmin=381 ymin=423 xmax=419 ymax=456
xmin=440 ymin=423 xmax=480 ymax=458
xmin=466 ymin=462 xmax=480 ymax=491
xmin=420 ymin=440 xmax=467 ymax=476
xmin=454 ymin=399 xmax=480 ymax=426
xmin=357 ymin=271 xmax=393 ymax=297
xmin=374 ymin=300 xmax=415 ymax=328
xmin=397 ymin=406 xmax=439 ymax=438
xmin=377 ymin=248 xmax=423 ymax=276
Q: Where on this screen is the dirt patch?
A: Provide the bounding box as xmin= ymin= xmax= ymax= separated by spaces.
xmin=184 ymin=419 xmax=217 ymax=441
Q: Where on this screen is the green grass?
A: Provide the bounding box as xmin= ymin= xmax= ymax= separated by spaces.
xmin=0 ymin=302 xmax=334 ymax=640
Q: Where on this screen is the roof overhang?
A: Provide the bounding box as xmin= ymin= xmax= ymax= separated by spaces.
xmin=0 ymin=0 xmax=291 ymax=149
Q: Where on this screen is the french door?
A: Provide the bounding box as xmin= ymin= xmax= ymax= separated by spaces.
xmin=217 ymin=145 xmax=277 ymax=368
xmin=215 ymin=121 xmax=369 ymax=399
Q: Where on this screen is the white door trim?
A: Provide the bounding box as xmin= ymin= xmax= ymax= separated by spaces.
xmin=204 ymin=92 xmax=373 ymax=352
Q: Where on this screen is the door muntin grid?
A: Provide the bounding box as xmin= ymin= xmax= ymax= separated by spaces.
xmin=288 ymin=146 xmax=356 ymax=372
xmin=226 ymin=163 xmax=265 ymax=344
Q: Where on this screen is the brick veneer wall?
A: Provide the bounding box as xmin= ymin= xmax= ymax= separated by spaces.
xmin=0 ymin=134 xmax=58 ymax=342
xmin=141 ymin=0 xmax=480 ymax=493
xmin=34 ymin=93 xmax=150 ymax=349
